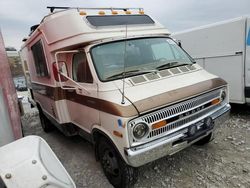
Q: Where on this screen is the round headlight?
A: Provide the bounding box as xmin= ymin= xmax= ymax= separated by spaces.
xmin=220 ymin=90 xmax=226 ymax=101
xmin=133 ymin=123 xmax=149 ymax=140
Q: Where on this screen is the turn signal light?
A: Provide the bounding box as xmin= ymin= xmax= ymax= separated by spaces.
xmin=152 ymin=120 xmax=167 ymax=130
xmin=112 ymin=10 xmax=118 ymax=15
xmin=211 ymin=98 xmax=220 ymax=105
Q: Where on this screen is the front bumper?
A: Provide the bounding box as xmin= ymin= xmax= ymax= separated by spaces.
xmin=124 ymin=104 xmax=230 ymax=167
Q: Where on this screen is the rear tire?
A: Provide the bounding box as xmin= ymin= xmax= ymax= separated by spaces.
xmin=38 ymin=108 xmax=53 ymax=133
xmin=195 ymin=133 xmax=213 ymax=145
xmin=97 ymin=137 xmax=138 ymax=188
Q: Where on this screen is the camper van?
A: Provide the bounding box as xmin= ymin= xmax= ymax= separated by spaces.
xmin=172 ymin=17 xmax=250 ymax=104
xmin=20 ymin=7 xmax=230 ymax=187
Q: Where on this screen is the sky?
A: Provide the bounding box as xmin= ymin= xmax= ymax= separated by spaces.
xmin=0 ymin=0 xmax=250 ymax=50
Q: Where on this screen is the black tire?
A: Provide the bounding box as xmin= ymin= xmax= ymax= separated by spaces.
xmin=38 ymin=108 xmax=53 ymax=133
xmin=97 ymin=137 xmax=138 ymax=188
xmin=195 ymin=133 xmax=213 ymax=145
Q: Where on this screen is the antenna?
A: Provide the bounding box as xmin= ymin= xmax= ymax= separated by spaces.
xmin=121 ymin=25 xmax=128 ymax=104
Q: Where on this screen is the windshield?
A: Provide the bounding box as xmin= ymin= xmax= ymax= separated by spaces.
xmin=91 ymin=37 xmax=193 ymax=81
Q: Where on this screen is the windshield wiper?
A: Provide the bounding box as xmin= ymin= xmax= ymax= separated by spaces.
xmin=156 ymin=62 xmax=190 ymax=70
xmin=106 ymin=69 xmax=158 ymax=80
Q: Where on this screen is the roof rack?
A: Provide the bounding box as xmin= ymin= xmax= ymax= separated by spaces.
xmin=47 ymin=6 xmax=144 ymax=13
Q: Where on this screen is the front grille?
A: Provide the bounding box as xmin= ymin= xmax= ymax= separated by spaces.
xmin=128 ymin=88 xmax=223 ymax=144
xmin=148 ymin=104 xmax=217 ymax=138
xmin=141 ymin=89 xmax=219 ymax=124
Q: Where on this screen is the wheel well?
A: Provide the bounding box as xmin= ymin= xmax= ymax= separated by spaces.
xmin=92 ymin=129 xmax=114 ymax=146
xmin=92 ymin=129 xmax=124 ymax=162
xmin=93 ymin=129 xmax=104 ymax=143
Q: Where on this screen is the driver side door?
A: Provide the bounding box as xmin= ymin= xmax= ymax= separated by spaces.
xmin=66 ymin=51 xmax=99 ymax=133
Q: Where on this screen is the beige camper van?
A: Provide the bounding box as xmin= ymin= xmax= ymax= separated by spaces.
xmin=20 ymin=7 xmax=230 ymax=187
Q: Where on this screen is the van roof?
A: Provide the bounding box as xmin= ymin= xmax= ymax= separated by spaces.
xmin=22 ymin=7 xmax=170 ymax=51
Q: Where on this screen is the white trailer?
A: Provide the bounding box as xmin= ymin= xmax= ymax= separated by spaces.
xmin=172 ymin=17 xmax=250 ymax=104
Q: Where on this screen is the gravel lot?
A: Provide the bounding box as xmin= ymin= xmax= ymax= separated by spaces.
xmin=20 ymin=91 xmax=250 ymax=188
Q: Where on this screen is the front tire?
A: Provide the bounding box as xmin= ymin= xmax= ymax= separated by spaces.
xmin=97 ymin=137 xmax=138 ymax=188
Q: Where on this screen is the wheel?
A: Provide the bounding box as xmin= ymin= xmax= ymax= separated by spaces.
xmin=97 ymin=137 xmax=138 ymax=188
xmin=195 ymin=133 xmax=213 ymax=145
xmin=38 ymin=108 xmax=53 ymax=133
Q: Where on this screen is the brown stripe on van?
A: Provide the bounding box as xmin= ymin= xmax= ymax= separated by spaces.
xmin=97 ymin=99 xmax=138 ymax=117
xmin=31 ymin=83 xmax=138 ymax=117
xmin=31 ymin=77 xmax=226 ymax=117
xmin=133 ymin=77 xmax=227 ymax=114
xmin=64 ymin=89 xmax=138 ymax=117
xmin=31 ymin=83 xmax=66 ymax=101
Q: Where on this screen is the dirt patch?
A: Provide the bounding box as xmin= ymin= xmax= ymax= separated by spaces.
xmin=21 ymin=100 xmax=250 ymax=187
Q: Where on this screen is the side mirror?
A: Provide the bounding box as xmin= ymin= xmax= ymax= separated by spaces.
xmin=53 ymin=62 xmax=68 ymax=82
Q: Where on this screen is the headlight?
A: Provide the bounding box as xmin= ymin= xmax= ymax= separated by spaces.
xmin=220 ymin=90 xmax=226 ymax=101
xmin=133 ymin=122 xmax=149 ymax=140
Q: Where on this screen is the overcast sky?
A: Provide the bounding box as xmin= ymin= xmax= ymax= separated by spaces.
xmin=0 ymin=0 xmax=250 ymax=50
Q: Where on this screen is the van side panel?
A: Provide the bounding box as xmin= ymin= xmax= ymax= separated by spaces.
xmin=245 ymin=18 xmax=250 ymax=102
xmin=173 ymin=18 xmax=246 ymax=104
xmin=21 ymin=35 xmax=66 ymax=124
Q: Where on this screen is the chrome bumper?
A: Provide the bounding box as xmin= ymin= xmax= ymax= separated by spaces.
xmin=124 ymin=104 xmax=231 ymax=167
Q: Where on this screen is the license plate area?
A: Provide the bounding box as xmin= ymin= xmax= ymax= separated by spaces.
xmin=173 ymin=117 xmax=214 ymax=145
xmin=187 ymin=118 xmax=214 ymax=142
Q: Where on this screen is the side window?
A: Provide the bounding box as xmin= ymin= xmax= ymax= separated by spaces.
xmin=72 ymin=52 xmax=93 ymax=83
xmin=31 ymin=40 xmax=49 ymax=77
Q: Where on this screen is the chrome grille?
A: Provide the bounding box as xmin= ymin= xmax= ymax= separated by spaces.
xmin=148 ymin=105 xmax=217 ymax=138
xmin=141 ymin=89 xmax=220 ymax=124
xmin=128 ymin=88 xmax=223 ymax=143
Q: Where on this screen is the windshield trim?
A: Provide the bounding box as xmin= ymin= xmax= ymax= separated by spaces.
xmin=89 ymin=36 xmax=195 ymax=82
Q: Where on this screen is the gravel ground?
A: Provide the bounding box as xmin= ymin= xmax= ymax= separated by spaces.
xmin=20 ymin=91 xmax=250 ymax=188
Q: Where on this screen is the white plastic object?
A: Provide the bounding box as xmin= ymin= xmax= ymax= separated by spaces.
xmin=0 ymin=136 xmax=76 ymax=188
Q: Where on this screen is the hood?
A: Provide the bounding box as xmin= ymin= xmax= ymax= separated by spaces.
xmin=121 ymin=68 xmax=227 ymax=115
xmin=96 ymin=66 xmax=227 ymax=117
